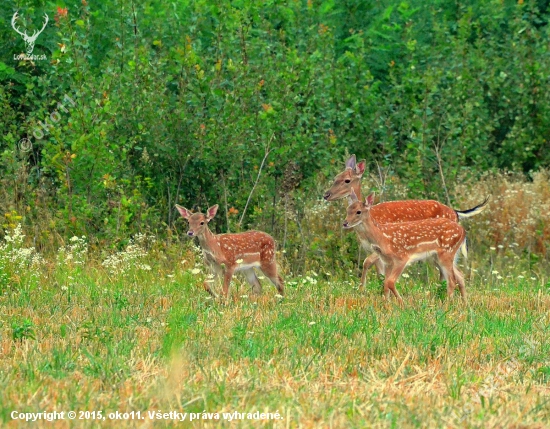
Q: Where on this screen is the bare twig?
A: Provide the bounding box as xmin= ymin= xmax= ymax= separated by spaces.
xmin=172 ymin=155 xmax=190 ymax=226
xmin=435 ymin=122 xmax=451 ymax=207
xmin=282 ymin=195 xmax=288 ymax=251
xmin=220 ymin=170 xmax=230 ymax=232
xmin=238 ymin=134 xmax=274 ymax=227
xmin=374 ymin=161 xmax=388 ymax=202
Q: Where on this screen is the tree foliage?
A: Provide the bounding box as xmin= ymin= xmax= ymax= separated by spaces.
xmin=0 ymin=0 xmax=549 ymax=253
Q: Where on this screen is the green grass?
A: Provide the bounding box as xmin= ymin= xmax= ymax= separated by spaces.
xmin=0 ymin=248 xmax=549 ymax=428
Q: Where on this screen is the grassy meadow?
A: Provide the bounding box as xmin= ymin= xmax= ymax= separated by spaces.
xmin=4 ymin=0 xmax=550 ymax=426
xmin=1 ymin=220 xmax=549 ymax=428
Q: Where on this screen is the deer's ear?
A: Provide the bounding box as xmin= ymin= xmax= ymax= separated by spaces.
xmin=175 ymin=205 xmax=192 ymax=219
xmin=355 ymin=160 xmax=366 ymax=176
xmin=349 ymin=188 xmax=359 ymax=202
xmin=345 ymin=154 xmax=357 ymax=170
xmin=206 ymin=204 xmax=219 ymax=220
xmin=365 ymin=193 xmax=375 ymax=206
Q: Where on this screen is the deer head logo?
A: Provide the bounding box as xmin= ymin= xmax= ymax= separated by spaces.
xmin=11 ymin=12 xmax=49 ymax=56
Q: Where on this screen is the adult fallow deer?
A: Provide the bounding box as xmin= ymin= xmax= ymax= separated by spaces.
xmin=324 ymin=154 xmax=488 ymax=284
xmin=343 ymin=190 xmax=468 ymax=304
xmin=176 ymin=204 xmax=284 ymax=298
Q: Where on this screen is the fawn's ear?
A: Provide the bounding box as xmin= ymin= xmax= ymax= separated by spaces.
xmin=365 ymin=193 xmax=375 ymax=207
xmin=355 ymin=160 xmax=366 ymax=176
xmin=175 ymin=205 xmax=192 ymax=219
xmin=206 ymin=204 xmax=219 ymax=220
xmin=345 ymin=154 xmax=357 ymax=170
xmin=349 ymin=188 xmax=359 ymax=202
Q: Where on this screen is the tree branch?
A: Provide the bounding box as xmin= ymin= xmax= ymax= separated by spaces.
xmin=238 ymin=134 xmax=274 ymax=227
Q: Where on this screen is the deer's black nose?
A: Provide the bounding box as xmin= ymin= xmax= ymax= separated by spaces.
xmin=323 ymin=191 xmax=331 ymax=200
xmin=187 ymin=231 xmax=194 ymax=237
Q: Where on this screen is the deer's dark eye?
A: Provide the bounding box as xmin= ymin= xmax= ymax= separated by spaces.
xmin=200 ymin=221 xmax=204 ymax=225
xmin=344 ymin=179 xmax=351 ymax=183
xmin=356 ymin=211 xmax=362 ymax=215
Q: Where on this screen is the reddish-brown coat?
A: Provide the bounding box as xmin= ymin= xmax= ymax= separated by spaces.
xmin=324 ymin=155 xmax=487 ymax=283
xmin=175 ymin=204 xmax=284 ymax=298
xmin=344 ymin=192 xmax=467 ymax=304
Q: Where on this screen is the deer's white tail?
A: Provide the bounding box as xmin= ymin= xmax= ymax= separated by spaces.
xmin=459 ymin=238 xmax=468 ymax=261
xmin=455 ymin=196 xmax=490 ymax=219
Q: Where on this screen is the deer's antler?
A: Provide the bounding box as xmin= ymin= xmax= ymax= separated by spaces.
xmin=11 ymin=12 xmax=27 ymax=38
xmin=32 ymin=13 xmax=49 ymax=38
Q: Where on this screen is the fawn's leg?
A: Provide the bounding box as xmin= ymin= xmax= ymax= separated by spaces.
xmin=261 ymin=261 xmax=284 ymax=295
xmin=243 ymin=269 xmax=262 ymax=294
xmin=203 ymin=267 xmax=218 ymax=297
xmin=361 ymin=253 xmax=383 ymax=287
xmin=383 ymin=261 xmax=405 ymax=304
xmin=222 ymin=268 xmax=235 ymax=298
xmin=203 ymin=280 xmax=217 ymax=297
xmin=374 ymin=256 xmax=385 ymax=276
xmin=432 ymin=255 xmax=445 ymax=281
xmin=454 ymin=266 xmax=468 ymax=304
xmin=381 ymin=260 xmax=393 ymax=299
xmin=438 ymin=252 xmax=457 ymax=298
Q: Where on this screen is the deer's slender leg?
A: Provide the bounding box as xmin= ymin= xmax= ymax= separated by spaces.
xmin=437 ymin=252 xmax=458 ymax=298
xmin=243 ymin=269 xmax=262 ymax=295
xmin=203 ymin=280 xmax=217 ymax=297
xmin=383 ymin=261 xmax=405 ymax=304
xmin=361 ymin=253 xmax=383 ymax=287
xmin=431 ymin=255 xmax=445 ymax=282
xmin=374 ymin=256 xmax=385 ymax=276
xmin=261 ymin=261 xmax=284 ymax=295
xmin=222 ymin=268 xmax=235 ymax=298
xmin=454 ymin=267 xmax=467 ymax=304
xmin=202 ymin=266 xmax=219 ymax=297
xmin=381 ymin=261 xmax=393 ymax=299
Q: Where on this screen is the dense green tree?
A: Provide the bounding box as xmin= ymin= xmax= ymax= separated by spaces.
xmin=0 ymin=0 xmax=549 ymax=261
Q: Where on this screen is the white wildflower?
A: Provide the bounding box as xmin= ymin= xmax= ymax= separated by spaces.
xmin=0 ymin=224 xmax=43 ymax=272
xmin=101 ymin=234 xmax=154 ymax=275
xmin=58 ymin=236 xmax=88 ymax=266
